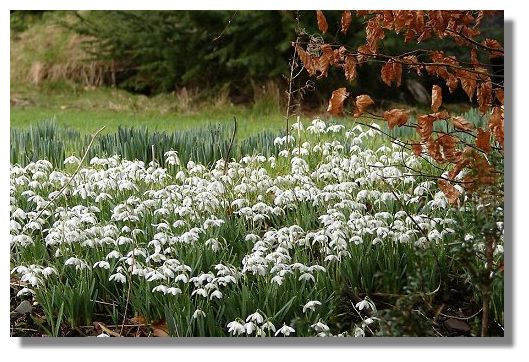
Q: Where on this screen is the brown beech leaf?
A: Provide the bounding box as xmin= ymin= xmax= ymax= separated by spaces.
xmin=450 ymin=116 xmax=474 ymax=131
xmin=430 ymin=110 xmax=450 ymax=120
xmin=476 ymin=128 xmax=491 ymax=153
xmin=380 ymin=61 xmax=402 ymax=87
xmin=316 ymin=11 xmax=328 ymax=34
xmin=381 ymin=61 xmax=393 ymax=87
xmin=477 ymin=81 xmax=492 ymax=114
xmin=402 ymin=55 xmax=422 ymax=75
xmin=354 ymin=95 xmax=374 ymax=117
xmin=446 ymin=75 xmax=460 ymax=94
xmin=489 ymin=106 xmax=504 ymax=148
xmin=327 ymin=88 xmax=349 ymax=116
xmin=438 ymin=179 xmax=460 ymax=205
xmin=366 ymin=18 xmax=385 ymax=50
xmin=344 ymin=55 xmax=357 ymax=81
xmin=417 ymin=114 xmax=435 ymax=142
xmin=341 ymin=11 xmax=352 ymax=34
xmin=482 ymin=38 xmax=504 ymax=58
xmin=449 ymin=146 xmax=472 ymax=179
xmin=426 ymin=136 xmax=444 ymax=163
xmin=470 ymin=48 xmax=480 ymax=67
xmin=437 ymin=133 xmax=459 ymax=162
xmin=412 ymin=143 xmax=423 ymax=156
xmin=431 ymin=85 xmax=443 ymax=112
xmin=295 ymin=44 xmax=315 ymax=76
xmin=383 ymin=108 xmax=410 ymax=129
xmin=457 ymin=69 xmax=477 ymax=101
xmin=495 ymin=88 xmax=504 ymax=105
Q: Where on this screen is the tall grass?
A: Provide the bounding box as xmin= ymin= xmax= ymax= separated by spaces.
xmin=11 ymin=121 xmax=281 ymax=168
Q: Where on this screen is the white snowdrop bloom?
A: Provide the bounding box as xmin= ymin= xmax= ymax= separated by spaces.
xmin=109 ymin=272 xmax=126 ymax=284
xmin=303 ymin=300 xmax=322 ymax=313
xmin=64 ymin=257 xmax=88 ymax=270
xmin=192 ymin=288 xmax=208 ymax=298
xmin=261 ymin=320 xmax=276 ymax=333
xmin=245 ymin=322 xmax=257 ymax=335
xmin=152 ymin=285 xmax=168 ymax=294
xmin=175 ymin=274 xmax=189 ymax=283
xmin=192 ymin=309 xmax=206 ymax=319
xmin=278 ymin=150 xmax=290 ymax=158
xmin=311 ymin=321 xmax=330 ymax=333
xmin=298 ymin=272 xmax=315 ymax=282
xmin=165 ymin=287 xmax=181 ymax=296
xmin=96 ymin=333 xmax=110 ymax=338
xmin=354 ymin=326 xmax=365 ymax=337
xmin=93 ymin=261 xmax=111 ymax=269
xmin=355 ymin=298 xmax=376 ymax=312
xmin=12 ymin=234 xmax=34 ymax=247
xmin=427 ymin=229 xmax=442 ymax=242
xmin=64 ymin=155 xmax=81 ymax=165
xmin=42 ymin=266 xmax=58 ymax=277
xmin=105 ymin=250 xmax=122 ymax=260
xmin=164 ymin=150 xmax=180 ymax=166
xmin=16 ymin=287 xmax=35 ymax=297
xmin=12 ymin=208 xmax=26 ymax=220
xmin=227 ymin=320 xmax=246 ymax=336
xmin=209 ymin=290 xmax=223 ymax=300
xmin=246 ymin=311 xmax=264 ymax=324
xmin=275 ymin=323 xmax=295 ymax=336
xmin=271 ymin=275 xmax=283 ymax=286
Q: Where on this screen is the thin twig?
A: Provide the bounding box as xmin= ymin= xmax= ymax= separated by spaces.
xmin=34 ymin=126 xmax=105 ymax=221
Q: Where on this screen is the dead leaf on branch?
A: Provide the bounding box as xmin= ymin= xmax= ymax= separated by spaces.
xmin=354 ymin=95 xmax=374 ymax=117
xmin=477 ymin=81 xmax=492 ymax=114
xmin=438 ymin=179 xmax=461 ymax=205
xmin=316 ymin=11 xmax=328 ymax=34
xmin=489 ymin=106 xmax=504 ymax=148
xmin=412 ymin=143 xmax=423 ymax=156
xmin=431 ymin=85 xmax=443 ymax=112
xmin=476 ymin=127 xmax=492 ymax=153
xmin=295 ymin=44 xmax=315 ymax=76
xmin=341 ymin=11 xmax=352 ymax=34
xmin=383 ymin=108 xmax=410 ymax=129
xmin=344 ymin=55 xmax=357 ymax=81
xmin=327 ymin=88 xmax=349 ymax=116
xmin=381 ymin=60 xmax=402 ymax=87
xmin=450 ymin=116 xmax=474 ymax=131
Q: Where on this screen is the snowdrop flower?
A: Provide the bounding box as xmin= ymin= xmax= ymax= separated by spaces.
xmin=244 ymin=322 xmax=257 ymax=335
xmin=16 ymin=287 xmax=35 ymax=297
xmin=298 ymin=272 xmax=315 ymax=282
xmin=355 ymin=298 xmax=376 ymax=312
xmin=64 ymin=155 xmax=81 ymax=165
xmin=354 ymin=326 xmax=365 ymax=337
xmin=109 ymin=272 xmax=126 ymax=284
xmin=303 ymin=300 xmax=322 ymax=313
xmin=64 ymin=257 xmax=88 ymax=270
xmin=209 ymin=290 xmax=223 ymax=300
xmin=93 ymin=261 xmax=110 ymax=269
xmin=192 ymin=309 xmax=206 ymax=319
xmin=246 ymin=311 xmax=264 ymax=324
xmin=96 ymin=333 xmax=110 ymax=338
xmin=258 ymin=321 xmax=275 ymax=334
xmin=42 ymin=266 xmax=58 ymax=277
xmin=311 ymin=321 xmax=330 ymax=333
xmin=152 ymin=285 xmax=168 ymax=294
xmin=275 ymin=323 xmax=295 ymax=336
xmin=227 ymin=320 xmax=246 ymax=336
xmin=271 ymin=275 xmax=283 ymax=286
xmin=164 ymin=150 xmax=180 ymax=166
xmin=192 ymin=288 xmax=208 ymax=298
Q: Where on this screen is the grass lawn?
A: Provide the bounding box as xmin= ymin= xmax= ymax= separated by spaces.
xmin=10 ymin=86 xmax=295 ymax=139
